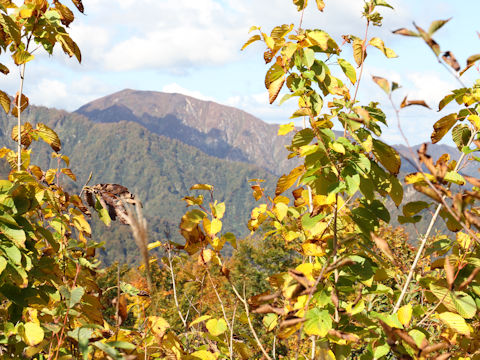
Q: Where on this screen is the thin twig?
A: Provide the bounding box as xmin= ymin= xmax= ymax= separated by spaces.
xmin=228 ymin=280 xmax=273 ymax=360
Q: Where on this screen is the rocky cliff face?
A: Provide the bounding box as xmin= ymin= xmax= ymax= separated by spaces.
xmin=76 ymin=89 xmax=294 ymax=176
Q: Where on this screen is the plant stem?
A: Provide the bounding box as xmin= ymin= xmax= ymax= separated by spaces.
xmin=16 ymin=63 xmax=26 ymax=171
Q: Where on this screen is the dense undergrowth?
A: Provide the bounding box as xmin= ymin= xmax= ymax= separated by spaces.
xmin=1 ymin=0 xmax=480 ymax=359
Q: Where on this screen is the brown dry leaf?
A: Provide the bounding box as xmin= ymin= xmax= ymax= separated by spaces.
xmin=442 ymin=51 xmax=460 ymax=71
xmin=400 ymin=97 xmax=431 ymax=109
xmin=71 ymin=0 xmax=84 ymax=13
xmin=83 ymin=184 xmax=137 ymax=224
xmin=392 ymin=28 xmax=419 ymax=37
xmin=444 ymin=256 xmax=455 ymax=289
xmin=371 ymin=232 xmax=395 ymax=262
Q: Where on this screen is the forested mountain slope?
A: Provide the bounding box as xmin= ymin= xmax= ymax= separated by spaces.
xmin=0 ymin=104 xmax=277 ymax=264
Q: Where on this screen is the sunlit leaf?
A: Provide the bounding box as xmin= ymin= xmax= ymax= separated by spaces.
xmin=438 ymin=312 xmax=470 ymax=335
xmin=428 ymin=18 xmax=451 ymax=35
xmin=0 ymin=90 xmax=10 ymax=114
xmin=372 ymin=75 xmax=389 ymax=94
xmin=431 ymin=113 xmax=457 ymax=144
xmin=241 ymin=34 xmax=261 ymax=50
xmin=206 ymin=318 xmax=228 ymax=336
xmin=372 ymin=139 xmax=400 ymax=175
xmin=337 ymin=58 xmax=356 ymax=84
xmin=369 ymin=37 xmax=397 ymax=58
xmin=21 ymin=322 xmax=44 ymax=346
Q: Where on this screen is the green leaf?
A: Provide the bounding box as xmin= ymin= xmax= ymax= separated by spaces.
xmin=262 ymin=313 xmax=278 ymax=332
xmin=304 ymin=308 xmax=332 ymax=337
xmin=292 ymin=128 xmax=314 ymax=148
xmin=443 ymin=171 xmax=465 ymax=185
xmin=0 ymin=13 xmax=20 ymax=44
xmin=403 ymin=201 xmax=430 ymax=217
xmin=95 ymin=196 xmax=111 ymax=227
xmin=438 ymin=312 xmax=470 ymax=335
xmin=12 ymin=49 xmax=34 ymax=65
xmin=452 ymin=124 xmax=471 ymax=150
xmin=206 ymin=318 xmax=228 ymax=336
xmin=93 ymin=341 xmax=123 ymax=360
xmin=372 ymin=139 xmax=401 ymax=175
xmin=337 ymin=58 xmax=356 ymax=84
xmin=431 ymin=113 xmax=458 ymax=144
xmin=190 ymin=315 xmax=211 ymax=327
xmin=69 ymin=287 xmax=85 ymax=308
xmin=428 ymin=18 xmax=451 ymax=35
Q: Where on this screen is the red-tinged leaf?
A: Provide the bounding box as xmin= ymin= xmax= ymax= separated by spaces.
xmin=392 ymin=28 xmax=419 ymax=37
xmin=428 ymin=18 xmax=451 ymax=36
xmin=0 ymin=90 xmax=10 ymax=114
xmin=0 ymin=63 xmax=9 ymax=75
xmin=372 ymin=75 xmax=390 ymax=94
xmin=241 ymin=34 xmax=261 ymax=51
xmin=431 ymin=113 xmax=457 ymax=144
xmin=442 ymin=51 xmax=460 ymax=71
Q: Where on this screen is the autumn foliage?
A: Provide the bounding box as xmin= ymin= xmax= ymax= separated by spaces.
xmin=1 ymin=0 xmax=480 ymax=359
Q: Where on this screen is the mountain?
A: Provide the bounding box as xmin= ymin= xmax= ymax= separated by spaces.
xmin=0 ymin=89 xmax=473 ymax=263
xmin=0 ymin=103 xmax=278 ymax=264
xmin=76 ymin=89 xmax=293 ymax=176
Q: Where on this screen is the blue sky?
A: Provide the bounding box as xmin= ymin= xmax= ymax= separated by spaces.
xmin=3 ymin=0 xmax=479 ymax=146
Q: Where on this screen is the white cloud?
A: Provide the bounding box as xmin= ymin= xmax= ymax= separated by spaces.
xmin=162 ymin=83 xmax=215 ymax=102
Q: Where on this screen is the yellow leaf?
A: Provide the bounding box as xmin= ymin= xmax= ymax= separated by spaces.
xmin=73 ymin=215 xmax=91 ymax=235
xmin=190 ymin=315 xmax=211 ymax=327
xmin=203 ymin=218 xmax=222 ymax=236
xmin=206 ymin=318 xmax=228 ymax=336
xmin=431 ymin=113 xmax=457 ymax=144
xmin=191 ymin=350 xmax=218 ymax=360
xmin=274 ymin=202 xmax=288 ymax=221
xmin=191 ymin=183 xmax=213 ymax=191
xmin=397 ymin=304 xmax=412 ymax=327
xmin=438 ymin=312 xmax=470 ymax=336
xmin=468 ymin=114 xmax=480 ymax=131
xmin=147 ymin=316 xmax=170 ymax=338
xmin=329 ymin=142 xmax=345 ymax=154
xmin=278 ymin=122 xmax=295 ymax=136
xmin=22 ymin=322 xmax=44 ymax=346
xmin=369 ymin=37 xmax=397 ymax=58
